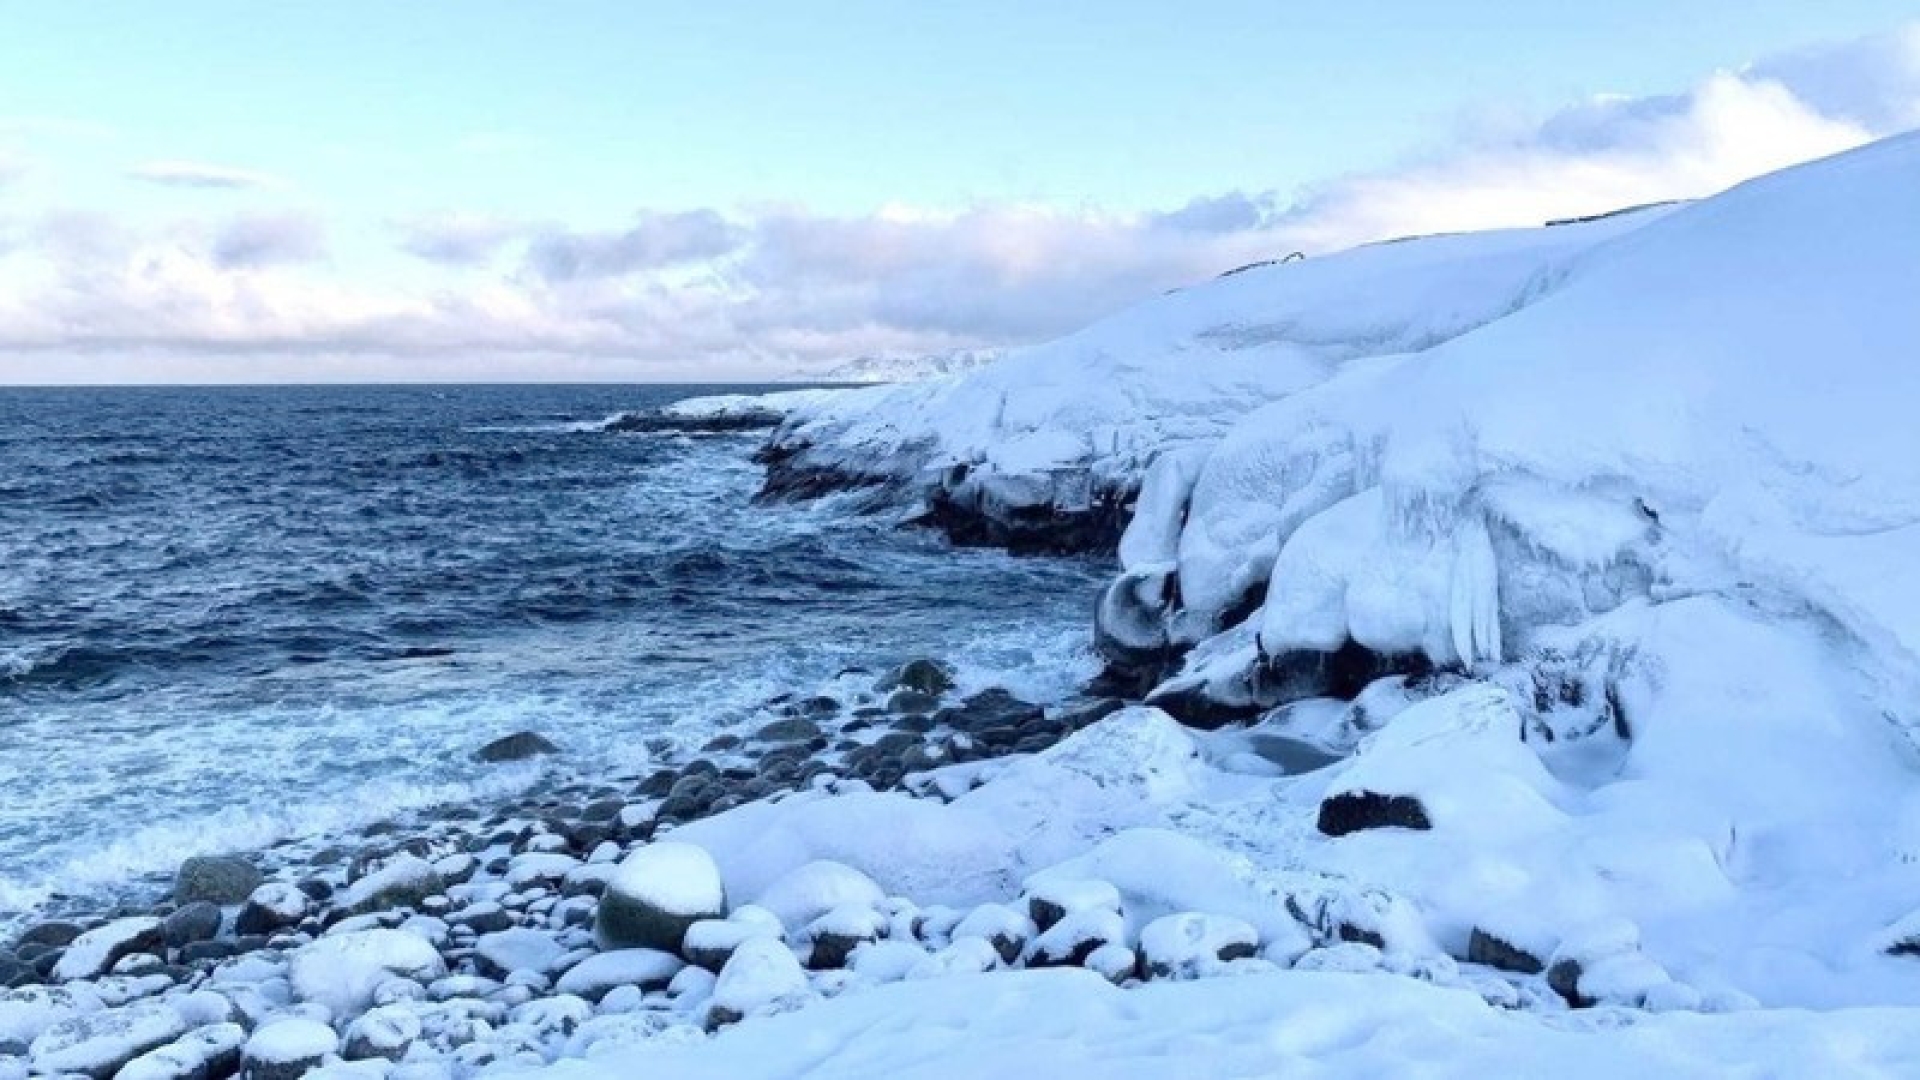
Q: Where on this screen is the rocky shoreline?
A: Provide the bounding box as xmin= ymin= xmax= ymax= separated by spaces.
xmin=0 ymin=656 xmax=1136 ymax=1079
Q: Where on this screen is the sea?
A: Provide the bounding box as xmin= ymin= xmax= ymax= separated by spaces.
xmin=0 ymin=384 xmax=1106 ymax=932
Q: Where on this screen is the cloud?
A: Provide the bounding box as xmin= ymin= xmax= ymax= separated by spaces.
xmin=127 ymin=159 xmax=281 ymax=190
xmin=2 ymin=20 xmax=1917 ymax=382
xmin=393 ymin=212 xmax=529 ymax=267
xmin=209 ymin=211 xmax=327 ymax=268
xmin=523 ymin=210 xmax=746 ymax=281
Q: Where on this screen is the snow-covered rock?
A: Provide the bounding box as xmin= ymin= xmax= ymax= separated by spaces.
xmin=594 ymin=842 xmax=727 ymax=953
xmin=704 ymin=937 xmax=812 ymax=1030
xmin=26 ymin=1001 xmax=190 ymax=1079
xmin=1138 ymin=913 xmax=1261 ymax=980
xmin=749 ymin=861 xmax=884 ymax=931
xmin=241 ymin=1017 xmax=337 ymax=1080
xmin=288 ymin=929 xmax=446 ymax=1017
xmin=115 ymin=1022 xmax=246 ymax=1080
xmin=52 ymin=917 xmax=164 ymax=982
xmin=552 ymin=950 xmax=683 ymax=1001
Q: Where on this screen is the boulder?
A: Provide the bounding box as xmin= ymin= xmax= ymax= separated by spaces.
xmin=173 ymin=856 xmax=262 ymax=906
xmin=27 ymin=1001 xmax=189 ymax=1079
xmin=1467 ymin=928 xmax=1546 ymax=975
xmin=240 ymin=1018 xmax=335 ymax=1080
xmin=115 ymin=1022 xmax=245 ymax=1080
xmin=594 ymin=842 xmax=727 ymax=953
xmin=51 ymin=918 xmax=163 ymax=982
xmin=341 ymin=1005 xmax=421 ymax=1062
xmin=474 ymin=731 xmax=560 ymax=763
xmin=752 ymin=861 xmax=884 ymax=930
xmin=339 ymin=854 xmax=444 ymax=915
xmin=287 ymin=929 xmax=445 ymax=1016
xmin=161 ymin=904 xmax=223 ymax=950
xmin=1138 ymin=913 xmax=1259 ymax=980
xmin=234 ymin=883 xmax=313 ymax=937
xmin=552 ymin=949 xmax=683 ymax=1001
xmin=877 ymin=659 xmax=955 ymax=697
xmin=705 ymin=937 xmax=810 ymax=1031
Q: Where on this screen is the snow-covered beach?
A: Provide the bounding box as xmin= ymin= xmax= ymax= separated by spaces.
xmin=8 ymin=130 xmax=1920 ymax=1079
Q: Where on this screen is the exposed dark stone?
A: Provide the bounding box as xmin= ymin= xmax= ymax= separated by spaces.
xmin=1140 ymin=679 xmax=1262 ymax=730
xmin=474 ymin=731 xmax=560 ymax=763
xmin=1548 ymin=957 xmax=1592 ymax=1008
xmin=579 ymin=798 xmax=625 ymax=822
xmin=174 ymin=855 xmax=262 ymax=906
xmin=935 ymin=689 xmax=1044 ymax=735
xmin=754 ymin=716 xmax=823 ymax=743
xmin=14 ymin=921 xmax=83 ymax=949
xmin=701 ymin=734 xmax=743 ymax=753
xmin=1316 ymin=791 xmax=1432 ymax=837
xmin=1268 ymin=640 xmax=1433 ymax=704
xmin=604 ymin=407 xmax=783 ymax=434
xmin=162 ymin=902 xmax=223 ymax=948
xmin=1053 ymin=697 xmax=1126 ymax=731
xmin=635 ymin=769 xmax=679 ymax=798
xmin=1467 ymin=928 xmax=1545 ymax=975
xmin=878 ymin=659 xmax=955 ymax=697
xmin=1336 ymin=923 xmax=1387 ymax=950
xmin=885 ymin=689 xmax=940 ymax=715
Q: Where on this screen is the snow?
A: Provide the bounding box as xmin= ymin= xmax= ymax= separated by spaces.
xmin=474 ymin=929 xmax=569 ymax=978
xmin=746 ymin=861 xmax=884 ymax=930
xmin=706 ymin=937 xmax=811 ymax=1026
xmin=115 ymin=1022 xmax=245 ymax=1080
xmin=288 ymin=929 xmax=447 ymax=1017
xmin=26 ymin=1001 xmax=190 ymax=1079
xmin=243 ymin=1016 xmax=338 ymax=1065
xmin=552 ymin=950 xmax=684 ymax=999
xmin=50 ymin=916 xmax=161 ymax=982
xmin=604 ymin=842 xmax=726 ymax=918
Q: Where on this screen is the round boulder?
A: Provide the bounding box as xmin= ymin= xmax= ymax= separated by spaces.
xmin=174 ymin=856 xmax=262 ymax=907
xmin=594 ymin=842 xmax=726 ymax=954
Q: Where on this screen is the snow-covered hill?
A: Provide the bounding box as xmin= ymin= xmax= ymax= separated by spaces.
xmin=800 ymin=348 xmax=1008 ymax=385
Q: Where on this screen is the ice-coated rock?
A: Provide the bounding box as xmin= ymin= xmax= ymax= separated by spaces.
xmin=595 ymin=842 xmax=726 ymax=953
xmin=342 ymin=1004 xmax=422 ymax=1061
xmin=951 ymin=903 xmax=1036 ymax=965
xmin=473 ymin=928 xmax=568 ymax=980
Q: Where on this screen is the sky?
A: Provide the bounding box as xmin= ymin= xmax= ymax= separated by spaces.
xmin=1 ymin=2 xmax=1917 ymax=383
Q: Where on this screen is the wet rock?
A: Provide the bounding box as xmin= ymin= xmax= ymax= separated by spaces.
xmin=885 ymin=689 xmax=940 ymax=715
xmin=13 ymin=923 xmax=82 ymax=951
xmin=474 ymin=731 xmax=560 ymax=763
xmin=234 ymin=883 xmax=311 ymax=938
xmin=1316 ymin=791 xmax=1432 ymax=837
xmin=160 ymin=904 xmax=222 ymax=950
xmin=754 ymin=717 xmax=823 ymax=743
xmin=936 ymin=689 xmax=1043 ymax=736
xmin=878 ymin=658 xmax=956 ymax=697
xmin=173 ymin=856 xmax=262 ymax=907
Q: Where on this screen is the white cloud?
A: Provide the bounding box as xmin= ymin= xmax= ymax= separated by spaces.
xmin=3 ymin=20 xmax=1917 ymax=381
xmin=127 ymin=159 xmax=283 ymax=191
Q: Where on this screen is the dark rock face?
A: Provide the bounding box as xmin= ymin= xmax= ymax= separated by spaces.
xmin=1548 ymin=957 xmax=1592 ymax=1008
xmin=474 ymin=731 xmax=560 ymax=763
xmin=14 ymin=921 xmax=83 ymax=950
xmin=921 ymin=484 xmax=1128 ymax=556
xmin=1268 ymin=640 xmax=1433 ymax=703
xmin=935 ymin=690 xmax=1044 ymax=736
xmin=877 ymin=659 xmax=955 ymax=697
xmin=174 ymin=855 xmax=263 ymax=906
xmin=162 ymin=902 xmax=224 ymax=948
xmin=604 ymin=408 xmax=782 ymax=434
xmin=1467 ymin=928 xmax=1545 ymax=974
xmin=1316 ymin=791 xmax=1433 ymax=837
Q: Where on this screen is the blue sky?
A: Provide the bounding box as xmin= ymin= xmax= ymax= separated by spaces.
xmin=1 ymin=3 xmax=1917 ymax=381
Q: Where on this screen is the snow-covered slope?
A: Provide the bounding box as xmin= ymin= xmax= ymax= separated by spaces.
xmin=762 ymin=203 xmax=1675 ymax=548
xmin=811 ymin=348 xmax=1007 ymax=384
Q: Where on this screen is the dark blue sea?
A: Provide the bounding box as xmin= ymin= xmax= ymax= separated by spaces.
xmin=0 ymin=385 xmax=1104 ymax=928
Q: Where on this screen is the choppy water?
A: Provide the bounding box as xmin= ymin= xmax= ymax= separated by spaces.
xmin=0 ymin=385 xmax=1106 ymax=926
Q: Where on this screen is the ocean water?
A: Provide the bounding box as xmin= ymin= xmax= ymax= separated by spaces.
xmin=0 ymin=385 xmax=1106 ymax=928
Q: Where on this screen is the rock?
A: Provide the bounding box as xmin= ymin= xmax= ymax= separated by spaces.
xmin=173 ymin=856 xmax=262 ymax=907
xmin=877 ymin=659 xmax=955 ymax=697
xmin=1315 ymin=790 xmax=1433 ymax=836
xmin=341 ymin=1004 xmax=421 ymax=1061
xmin=1026 ymin=909 xmax=1125 ymax=968
xmin=234 ymin=883 xmax=313 ymax=937
xmin=1 ymin=984 xmax=105 ymax=1047
xmin=473 ymin=929 xmax=568 ymax=980
xmin=753 ymin=716 xmax=823 ymax=743
xmin=448 ymin=902 xmax=515 ymax=934
xmin=1138 ymin=913 xmax=1259 ymax=980
xmin=1024 ymin=877 xmax=1121 ymax=933
xmin=27 ymin=1001 xmax=189 ymax=1079
xmin=552 ymin=949 xmax=683 ymax=1001
xmin=951 ymin=904 xmax=1036 ymax=965
xmin=800 ymin=906 xmax=887 ymax=970
xmin=1466 ymin=928 xmax=1546 ymax=975
xmin=116 ymin=1023 xmax=245 ymax=1080
xmin=161 ymin=904 xmax=223 ymax=950
xmin=595 ymin=842 xmax=727 ymax=953
xmin=288 ymin=929 xmax=446 ymax=1016
xmin=1084 ymin=942 xmax=1140 ymax=984
xmin=935 ymin=689 xmax=1044 ymax=736
xmin=12 ymin=923 xmax=82 ymax=951
xmin=752 ymin=861 xmax=884 ymax=930
xmin=240 ymin=1018 xmax=335 ymax=1080
xmin=885 ymin=689 xmax=940 ymax=715
xmin=705 ymin=937 xmax=810 ymax=1031
xmin=52 ymin=918 xmax=164 ymax=982
xmin=475 ymin=730 xmax=560 ymax=763
xmin=682 ymin=907 xmax=786 ymax=972
xmin=340 ymin=854 xmax=445 ymax=915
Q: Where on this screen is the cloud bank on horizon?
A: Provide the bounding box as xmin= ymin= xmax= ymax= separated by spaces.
xmin=0 ymin=21 xmax=1916 ymax=383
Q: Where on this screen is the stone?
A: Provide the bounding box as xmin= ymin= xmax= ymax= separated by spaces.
xmin=552 ymin=949 xmax=683 ymax=1001
xmin=339 ymin=854 xmax=445 ymax=915
xmin=239 ymin=1018 xmax=335 ymax=1080
xmin=173 ymin=856 xmax=262 ymax=907
xmin=341 ymin=1004 xmax=420 ymax=1062
xmin=595 ymin=842 xmax=727 ymax=953
xmin=705 ymin=937 xmax=810 ymax=1031
xmin=1138 ymin=913 xmax=1259 ymax=980
xmin=1467 ymin=928 xmax=1545 ymax=975
xmin=877 ymin=659 xmax=955 ymax=697
xmin=473 ymin=929 xmax=568 ymax=980
xmin=161 ymin=904 xmax=222 ymax=950
xmin=12 ymin=923 xmax=82 ymax=951
xmin=27 ymin=1001 xmax=189 ymax=1079
xmin=287 ymin=929 xmax=446 ymax=1016
xmin=474 ymin=731 xmax=560 ymax=763
xmin=51 ymin=918 xmax=164 ymax=982
xmin=885 ymin=689 xmax=940 ymax=715
xmin=115 ymin=1022 xmax=245 ymax=1080
xmin=753 ymin=717 xmax=822 ymax=743
xmin=1315 ymin=790 xmax=1432 ymax=836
